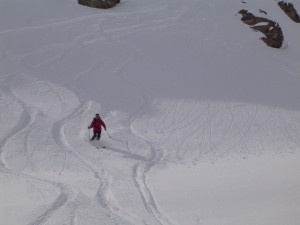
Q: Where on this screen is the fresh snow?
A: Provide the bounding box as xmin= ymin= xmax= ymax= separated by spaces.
xmin=0 ymin=0 xmax=300 ymax=225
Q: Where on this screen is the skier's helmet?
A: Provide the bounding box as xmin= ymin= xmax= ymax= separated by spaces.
xmin=95 ymin=113 xmax=100 ymax=118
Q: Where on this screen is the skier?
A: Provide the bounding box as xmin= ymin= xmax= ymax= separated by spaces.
xmin=88 ymin=113 xmax=107 ymax=141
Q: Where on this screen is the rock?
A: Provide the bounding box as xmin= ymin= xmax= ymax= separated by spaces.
xmin=238 ymin=10 xmax=284 ymax=48
xmin=259 ymin=9 xmax=267 ymax=15
xmin=252 ymin=22 xmax=284 ymax=48
xmin=278 ymin=1 xmax=300 ymax=23
xmin=78 ymin=0 xmax=120 ymax=9
xmin=238 ymin=10 xmax=269 ymax=25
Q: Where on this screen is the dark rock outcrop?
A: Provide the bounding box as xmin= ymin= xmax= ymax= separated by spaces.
xmin=259 ymin=9 xmax=267 ymax=15
xmin=239 ymin=10 xmax=269 ymax=25
xmin=252 ymin=21 xmax=284 ymax=48
xmin=278 ymin=1 xmax=300 ymax=23
xmin=78 ymin=0 xmax=120 ymax=9
xmin=238 ymin=10 xmax=284 ymax=48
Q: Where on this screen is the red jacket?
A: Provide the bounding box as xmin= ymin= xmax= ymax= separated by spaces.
xmin=90 ymin=118 xmax=106 ymax=132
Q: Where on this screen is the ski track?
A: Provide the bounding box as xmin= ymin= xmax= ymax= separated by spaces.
xmin=0 ymin=76 xmax=79 ymax=225
xmin=0 ymin=89 xmax=36 ymax=172
xmin=1 ymin=1 xmax=300 ymax=225
xmin=132 ymin=142 xmax=173 ymax=225
xmin=125 ymin=94 xmax=176 ymax=225
xmin=57 ymin=103 xmax=139 ymax=224
xmin=0 ymin=71 xmax=165 ymax=224
xmin=0 ymin=75 xmax=135 ymax=225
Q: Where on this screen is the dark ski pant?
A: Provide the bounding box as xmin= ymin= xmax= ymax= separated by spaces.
xmin=91 ymin=131 xmax=101 ymax=141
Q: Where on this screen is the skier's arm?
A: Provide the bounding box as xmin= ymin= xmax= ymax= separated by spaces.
xmin=89 ymin=120 xmax=95 ymax=129
xmin=101 ymin=120 xmax=107 ymax=130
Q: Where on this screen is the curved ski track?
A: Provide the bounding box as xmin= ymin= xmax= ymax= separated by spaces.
xmin=0 ymin=2 xmax=187 ymax=224
xmin=1 ymin=1 xmax=300 ymax=225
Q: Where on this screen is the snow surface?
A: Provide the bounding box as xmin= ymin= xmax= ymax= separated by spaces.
xmin=0 ymin=0 xmax=300 ymax=224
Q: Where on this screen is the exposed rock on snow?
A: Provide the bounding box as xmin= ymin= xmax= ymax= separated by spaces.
xmin=78 ymin=0 xmax=120 ymax=9
xmin=259 ymin=9 xmax=267 ymax=15
xmin=278 ymin=1 xmax=300 ymax=23
xmin=239 ymin=10 xmax=284 ymax=48
xmin=239 ymin=10 xmax=270 ymax=25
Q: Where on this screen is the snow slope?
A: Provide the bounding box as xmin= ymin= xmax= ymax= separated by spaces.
xmin=0 ymin=0 xmax=300 ymax=225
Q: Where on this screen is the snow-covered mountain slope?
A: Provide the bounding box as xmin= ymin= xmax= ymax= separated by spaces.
xmin=0 ymin=0 xmax=300 ymax=225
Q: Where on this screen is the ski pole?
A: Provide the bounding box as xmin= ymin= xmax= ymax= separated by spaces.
xmin=88 ymin=126 xmax=91 ymax=140
xmin=105 ymin=129 xmax=112 ymax=138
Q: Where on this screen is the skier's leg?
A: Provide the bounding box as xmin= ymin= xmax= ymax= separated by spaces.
xmin=91 ymin=131 xmax=97 ymax=141
xmin=96 ymin=131 xmax=101 ymax=141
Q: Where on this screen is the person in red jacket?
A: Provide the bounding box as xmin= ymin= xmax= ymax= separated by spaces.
xmin=88 ymin=113 xmax=107 ymax=141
